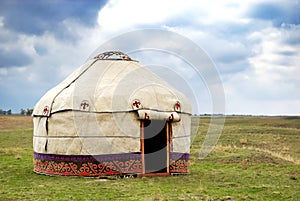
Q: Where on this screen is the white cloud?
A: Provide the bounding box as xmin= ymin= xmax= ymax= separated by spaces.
xmin=223 ymin=24 xmax=300 ymax=114
xmin=97 ymin=0 xmax=281 ymax=31
xmin=0 ymin=68 xmax=7 ymax=76
xmin=0 ymin=19 xmax=108 ymax=111
xmin=0 ymin=16 xmax=4 ymax=27
xmin=248 ymin=25 xmax=300 ymax=97
xmin=77 ymin=0 xmax=300 ymax=115
xmin=97 ymin=0 xmax=191 ymax=31
xmin=1 ymin=0 xmax=299 ymax=115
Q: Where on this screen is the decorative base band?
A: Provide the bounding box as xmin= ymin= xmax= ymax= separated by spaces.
xmin=169 ymin=152 xmax=190 ymax=174
xmin=34 ymin=152 xmax=189 ymax=177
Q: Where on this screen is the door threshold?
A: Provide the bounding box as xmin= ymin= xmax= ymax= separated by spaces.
xmin=138 ymin=173 xmax=170 ymax=178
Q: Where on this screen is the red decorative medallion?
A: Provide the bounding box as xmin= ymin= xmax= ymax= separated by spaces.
xmin=42 ymin=106 xmax=49 ymax=116
xmin=174 ymin=101 xmax=181 ymax=112
xmin=80 ymin=100 xmax=90 ymax=111
xmin=132 ymin=99 xmax=142 ymax=110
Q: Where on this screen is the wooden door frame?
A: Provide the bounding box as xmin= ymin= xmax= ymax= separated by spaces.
xmin=140 ymin=120 xmax=171 ymax=176
xmin=140 ymin=120 xmax=145 ymax=174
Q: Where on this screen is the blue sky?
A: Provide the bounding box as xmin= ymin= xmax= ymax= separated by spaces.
xmin=0 ymin=0 xmax=299 ymax=115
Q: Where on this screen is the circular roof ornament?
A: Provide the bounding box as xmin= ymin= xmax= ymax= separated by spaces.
xmin=80 ymin=100 xmax=90 ymax=111
xmin=174 ymin=101 xmax=181 ymax=112
xmin=94 ymin=51 xmax=135 ymax=61
xmin=132 ymin=99 xmax=142 ymax=110
xmin=42 ymin=106 xmax=49 ymax=116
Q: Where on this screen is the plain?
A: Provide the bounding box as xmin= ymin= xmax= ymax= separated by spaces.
xmin=0 ymin=115 xmax=299 ymax=201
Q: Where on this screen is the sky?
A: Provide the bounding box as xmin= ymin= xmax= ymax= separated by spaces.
xmin=0 ymin=0 xmax=299 ymax=115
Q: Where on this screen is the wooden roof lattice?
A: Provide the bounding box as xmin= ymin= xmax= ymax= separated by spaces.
xmin=94 ymin=51 xmax=135 ymax=61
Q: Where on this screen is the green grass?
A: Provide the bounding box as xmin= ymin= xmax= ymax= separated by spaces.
xmin=0 ymin=116 xmax=300 ymax=200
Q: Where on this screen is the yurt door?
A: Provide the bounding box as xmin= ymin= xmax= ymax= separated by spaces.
xmin=141 ymin=120 xmax=170 ymax=174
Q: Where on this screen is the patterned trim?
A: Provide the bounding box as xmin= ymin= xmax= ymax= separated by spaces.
xmin=34 ymin=153 xmax=142 ymax=176
xmin=34 ymin=152 xmax=190 ymax=176
xmin=170 ymin=153 xmax=190 ymax=173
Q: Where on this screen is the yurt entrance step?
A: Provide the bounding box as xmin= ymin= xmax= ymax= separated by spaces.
xmin=141 ymin=120 xmax=171 ymax=175
xmin=138 ymin=173 xmax=170 ymax=178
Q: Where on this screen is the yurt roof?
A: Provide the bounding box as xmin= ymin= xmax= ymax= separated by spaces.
xmin=33 ymin=51 xmax=192 ymax=117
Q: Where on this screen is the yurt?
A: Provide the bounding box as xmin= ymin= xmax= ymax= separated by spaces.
xmin=33 ymin=51 xmax=191 ymax=177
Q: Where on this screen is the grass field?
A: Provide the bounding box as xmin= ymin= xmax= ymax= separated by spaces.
xmin=0 ymin=115 xmax=299 ymax=200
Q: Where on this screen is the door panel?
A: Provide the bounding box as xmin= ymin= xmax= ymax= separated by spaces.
xmin=143 ymin=120 xmax=167 ymax=173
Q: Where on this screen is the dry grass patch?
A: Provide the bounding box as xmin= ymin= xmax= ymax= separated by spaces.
xmin=0 ymin=147 xmax=24 ymax=154
xmin=209 ymin=144 xmax=300 ymax=165
xmin=0 ymin=115 xmax=33 ymax=131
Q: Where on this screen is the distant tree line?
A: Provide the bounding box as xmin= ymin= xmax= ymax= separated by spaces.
xmin=0 ymin=108 xmax=33 ymax=116
xmin=20 ymin=108 xmax=33 ymax=116
xmin=0 ymin=109 xmax=12 ymax=115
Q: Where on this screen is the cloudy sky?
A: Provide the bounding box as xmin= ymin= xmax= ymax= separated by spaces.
xmin=0 ymin=0 xmax=299 ymax=115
